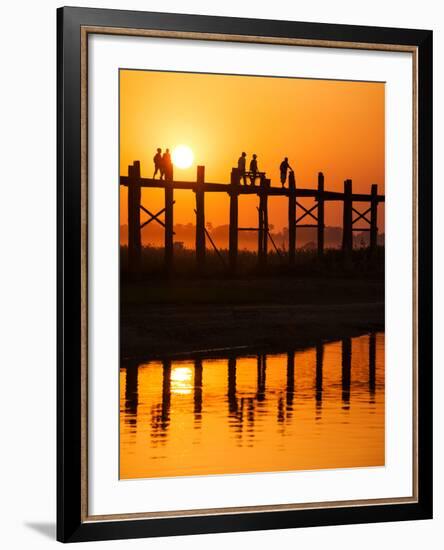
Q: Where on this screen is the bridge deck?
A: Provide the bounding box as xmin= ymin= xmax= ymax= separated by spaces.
xmin=119 ymin=176 xmax=385 ymax=203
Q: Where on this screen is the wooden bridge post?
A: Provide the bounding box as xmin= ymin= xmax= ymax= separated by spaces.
xmin=164 ymin=172 xmax=174 ymax=274
xmin=195 ymin=166 xmax=206 ymax=270
xmin=257 ymin=178 xmax=269 ymax=268
xmin=288 ymin=171 xmax=296 ymax=265
xmin=258 ymin=198 xmax=264 ymax=265
xmin=370 ymin=184 xmax=378 ymax=257
xmin=342 ymin=179 xmax=353 ymax=258
xmin=317 ymin=172 xmax=325 ymax=257
xmin=263 ymin=179 xmax=270 ymax=262
xmin=127 ymin=164 xmax=135 ymax=273
xmin=229 ymin=168 xmax=239 ymax=274
xmin=133 ymin=161 xmax=142 ymax=256
xmin=127 ymin=161 xmax=141 ymax=276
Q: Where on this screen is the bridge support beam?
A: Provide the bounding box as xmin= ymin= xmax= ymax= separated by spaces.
xmin=317 ymin=172 xmax=325 ymax=257
xmin=195 ymin=166 xmax=206 ymax=272
xmin=128 ymin=161 xmax=141 ymax=276
xmin=257 ymin=179 xmax=270 ymax=269
xmin=370 ymin=183 xmax=378 ymax=258
xmin=342 ymin=179 xmax=353 ymax=258
xmin=164 ymin=178 xmax=174 ymax=275
xmin=288 ymin=171 xmax=296 ymax=266
xmin=229 ymin=169 xmax=239 ymax=274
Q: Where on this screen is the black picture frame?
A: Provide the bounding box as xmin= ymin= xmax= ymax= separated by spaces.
xmin=57 ymin=6 xmax=433 ymax=543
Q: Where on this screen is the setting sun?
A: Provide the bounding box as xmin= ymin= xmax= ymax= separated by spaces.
xmin=172 ymin=145 xmax=194 ymax=169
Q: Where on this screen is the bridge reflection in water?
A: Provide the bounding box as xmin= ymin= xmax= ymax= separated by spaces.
xmin=120 ymin=332 xmax=384 ymax=479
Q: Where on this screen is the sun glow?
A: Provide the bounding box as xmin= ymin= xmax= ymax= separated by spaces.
xmin=172 ymin=145 xmax=194 ymax=169
xmin=170 ymin=366 xmax=193 ymax=395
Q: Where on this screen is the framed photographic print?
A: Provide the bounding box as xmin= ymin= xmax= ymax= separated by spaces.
xmin=57 ymin=6 xmax=433 ymax=543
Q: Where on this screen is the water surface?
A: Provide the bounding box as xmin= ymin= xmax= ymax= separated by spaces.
xmin=120 ymin=332 xmax=384 ymax=479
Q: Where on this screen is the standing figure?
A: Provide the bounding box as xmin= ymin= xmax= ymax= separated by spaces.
xmin=249 ymin=154 xmax=258 ymax=186
xmin=237 ymin=151 xmax=247 ymax=185
xmin=280 ymin=157 xmax=293 ymax=187
xmin=153 ymin=148 xmax=163 ymax=179
xmin=162 ymin=148 xmax=173 ymax=181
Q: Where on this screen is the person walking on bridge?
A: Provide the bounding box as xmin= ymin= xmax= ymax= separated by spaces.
xmin=249 ymin=154 xmax=259 ymax=186
xmin=237 ymin=151 xmax=247 ymax=185
xmin=153 ymin=148 xmax=163 ymax=179
xmin=162 ymin=148 xmax=173 ymax=181
xmin=280 ymin=157 xmax=293 ymax=187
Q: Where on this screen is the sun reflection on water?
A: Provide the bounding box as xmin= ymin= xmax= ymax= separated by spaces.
xmin=170 ymin=365 xmax=193 ymax=395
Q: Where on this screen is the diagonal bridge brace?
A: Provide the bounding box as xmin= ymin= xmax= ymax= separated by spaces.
xmin=352 ymin=206 xmax=371 ymax=226
xmin=295 ymin=201 xmax=318 ymax=224
xmin=140 ymin=203 xmax=176 ymax=234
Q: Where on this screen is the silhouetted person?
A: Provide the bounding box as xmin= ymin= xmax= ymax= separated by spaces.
xmin=162 ymin=148 xmax=173 ymax=181
xmin=249 ymin=154 xmax=258 ymax=186
xmin=153 ymin=148 xmax=163 ymax=179
xmin=280 ymin=157 xmax=293 ymax=187
xmin=237 ymin=152 xmax=247 ymax=185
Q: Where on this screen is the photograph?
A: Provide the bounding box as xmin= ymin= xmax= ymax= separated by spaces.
xmin=0 ymin=0 xmax=438 ymax=545
xmin=119 ymin=69 xmax=386 ymax=480
xmin=53 ymin=5 xmax=433 ymax=543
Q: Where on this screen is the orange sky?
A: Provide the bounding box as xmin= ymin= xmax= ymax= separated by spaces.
xmin=120 ymin=70 xmax=385 ymax=232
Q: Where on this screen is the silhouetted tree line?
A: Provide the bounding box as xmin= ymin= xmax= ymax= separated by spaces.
xmin=120 ymin=223 xmax=384 ymax=251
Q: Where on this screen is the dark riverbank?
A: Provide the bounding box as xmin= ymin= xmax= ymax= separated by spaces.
xmin=121 ymin=277 xmax=384 ymax=360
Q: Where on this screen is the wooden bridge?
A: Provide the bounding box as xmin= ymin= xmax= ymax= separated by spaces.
xmin=120 ymin=161 xmax=385 ymax=274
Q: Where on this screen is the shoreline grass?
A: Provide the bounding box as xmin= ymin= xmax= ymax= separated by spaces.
xmin=120 ymin=245 xmax=384 ymax=280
